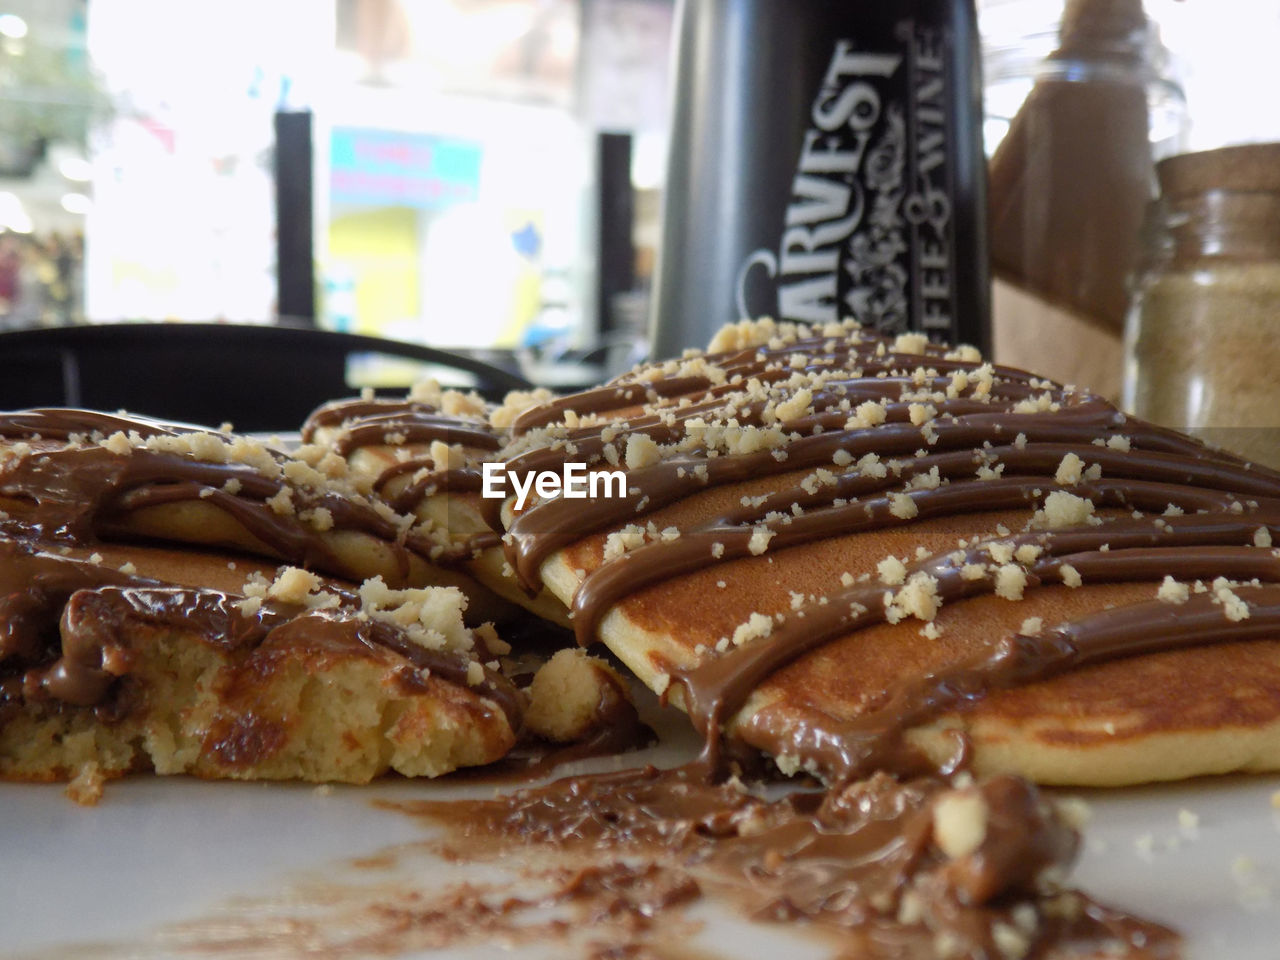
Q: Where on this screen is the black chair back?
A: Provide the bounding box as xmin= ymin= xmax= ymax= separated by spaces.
xmin=0 ymin=323 xmax=532 ymax=432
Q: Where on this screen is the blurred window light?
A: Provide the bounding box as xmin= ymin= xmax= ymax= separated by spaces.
xmin=58 ymin=157 xmax=94 ymax=182
xmin=0 ymin=192 xmax=33 ymax=233
xmin=61 ymin=193 xmax=94 ymax=215
xmin=0 ymin=13 xmax=28 ymax=39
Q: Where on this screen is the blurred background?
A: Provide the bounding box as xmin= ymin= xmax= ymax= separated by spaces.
xmin=0 ymin=0 xmax=673 ymax=391
xmin=0 ymin=0 xmax=1277 ymax=395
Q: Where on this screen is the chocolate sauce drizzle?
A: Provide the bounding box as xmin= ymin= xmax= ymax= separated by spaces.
xmin=394 ymin=766 xmax=1177 ymax=959
xmin=477 ymin=326 xmax=1280 ymax=783
xmin=301 ymin=397 xmax=503 ymax=555
xmin=0 ymin=408 xmax=430 ymax=581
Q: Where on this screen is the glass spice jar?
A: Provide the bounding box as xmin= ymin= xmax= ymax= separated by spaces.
xmin=1124 ymin=142 xmax=1280 ymax=468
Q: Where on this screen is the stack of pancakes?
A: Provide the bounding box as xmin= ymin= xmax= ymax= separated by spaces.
xmin=6 ymin=318 xmax=1280 ymax=795
xmin=306 ymin=317 xmax=1280 ymax=788
xmin=0 ymin=409 xmax=521 ymax=793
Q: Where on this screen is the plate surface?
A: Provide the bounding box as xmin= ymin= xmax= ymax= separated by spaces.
xmin=3 ymin=711 xmax=1279 ymax=959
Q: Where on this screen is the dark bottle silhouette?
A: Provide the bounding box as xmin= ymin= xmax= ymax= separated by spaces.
xmin=652 ymin=0 xmax=989 ymax=357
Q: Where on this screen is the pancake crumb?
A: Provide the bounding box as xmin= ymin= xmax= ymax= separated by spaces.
xmin=64 ymin=762 xmax=104 ymax=806
xmin=524 ymin=650 xmax=632 ymax=742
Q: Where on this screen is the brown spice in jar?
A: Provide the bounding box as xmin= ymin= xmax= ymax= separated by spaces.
xmin=1126 ymin=144 xmax=1280 ymax=469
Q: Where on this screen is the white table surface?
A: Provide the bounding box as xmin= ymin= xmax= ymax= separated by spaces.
xmin=3 ymin=706 xmax=1279 ymax=960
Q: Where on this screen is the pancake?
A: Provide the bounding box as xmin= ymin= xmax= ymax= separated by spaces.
xmin=0 ymin=408 xmax=459 ymax=592
xmin=0 ymin=408 xmax=524 ymax=794
xmin=0 ymin=537 xmax=521 ymax=794
xmin=493 ymin=317 xmax=1280 ymax=787
xmin=299 ymin=384 xmax=572 ymax=628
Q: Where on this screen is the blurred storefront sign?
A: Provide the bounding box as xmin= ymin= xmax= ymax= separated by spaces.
xmin=329 ymin=127 xmax=481 ymax=209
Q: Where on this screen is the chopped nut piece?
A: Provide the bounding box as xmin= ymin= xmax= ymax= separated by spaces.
xmin=877 ymin=555 xmax=908 ymax=586
xmin=747 ymin=526 xmax=775 ymax=555
xmin=891 ymin=572 xmax=941 ymax=622
xmin=1156 ymin=576 xmax=1190 ymax=605
xmin=776 ymin=387 xmax=813 ymax=423
xmin=995 ymin=564 xmax=1028 ymax=601
xmin=889 ymin=493 xmax=919 ymax=519
xmin=624 ymin=433 xmax=661 ymax=470
xmin=1054 ymin=452 xmax=1085 ymax=485
xmin=732 ymin=612 xmax=774 ymax=646
xmin=1212 ymin=577 xmax=1251 ymax=622
xmin=1033 ymin=491 xmax=1096 ymax=530
xmin=933 ymin=790 xmax=988 ymax=859
xmin=892 ymin=331 xmax=929 ymax=354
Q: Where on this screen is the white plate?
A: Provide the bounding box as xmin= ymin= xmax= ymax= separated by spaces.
xmin=3 ymin=713 xmax=1279 ymax=959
